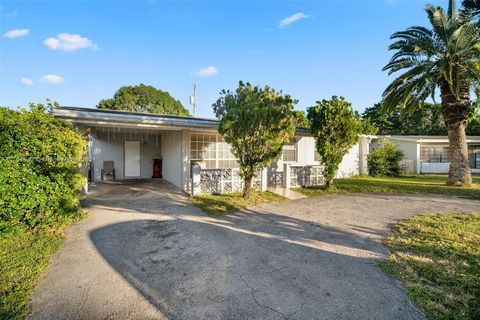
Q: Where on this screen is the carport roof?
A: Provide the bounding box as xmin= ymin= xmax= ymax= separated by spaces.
xmin=52 ymin=106 xmax=220 ymax=130
xmin=52 ymin=106 xmax=312 ymax=134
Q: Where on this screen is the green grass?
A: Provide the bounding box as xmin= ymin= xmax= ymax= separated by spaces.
xmin=296 ymin=174 xmax=480 ymax=200
xmin=381 ymin=212 xmax=480 ymax=320
xmin=0 ymin=230 xmax=64 ymax=319
xmin=192 ymin=190 xmax=286 ymax=216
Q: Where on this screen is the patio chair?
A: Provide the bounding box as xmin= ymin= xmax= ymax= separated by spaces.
xmin=101 ymin=161 xmax=116 ymax=181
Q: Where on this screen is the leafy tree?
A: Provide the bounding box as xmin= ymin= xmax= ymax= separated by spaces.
xmin=293 ymin=110 xmax=310 ymax=128
xmin=307 ymin=96 xmax=363 ymax=189
xmin=368 ymin=140 xmax=405 ymax=177
xmin=363 ymin=103 xmax=447 ymax=135
xmin=382 ymin=0 xmax=479 ymax=186
xmin=98 ymin=84 xmax=189 ymax=116
xmin=0 ymin=102 xmax=87 ymax=238
xmin=213 ymin=82 xmax=297 ymax=198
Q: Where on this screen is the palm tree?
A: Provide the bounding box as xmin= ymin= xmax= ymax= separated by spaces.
xmin=383 ymin=0 xmax=479 ymax=186
xmin=462 ymin=0 xmax=480 ymax=16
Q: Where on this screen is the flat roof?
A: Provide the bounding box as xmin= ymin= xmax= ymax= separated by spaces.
xmin=52 ymin=106 xmax=220 ymax=130
xmin=373 ymin=135 xmax=480 ymax=143
xmin=52 ymin=106 xmax=312 ymax=134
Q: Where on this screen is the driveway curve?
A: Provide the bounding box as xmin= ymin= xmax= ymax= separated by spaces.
xmin=30 ymin=180 xmax=480 ymax=320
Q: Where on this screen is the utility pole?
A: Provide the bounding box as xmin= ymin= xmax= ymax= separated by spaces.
xmin=190 ymin=84 xmax=197 ymax=117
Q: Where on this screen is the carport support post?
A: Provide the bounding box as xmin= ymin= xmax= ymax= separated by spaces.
xmin=261 ymin=168 xmax=268 ymax=191
xmin=191 ymin=164 xmax=201 ymax=196
xmin=283 ymin=163 xmax=291 ymax=189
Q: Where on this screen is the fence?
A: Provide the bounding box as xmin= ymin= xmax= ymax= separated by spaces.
xmin=290 ymin=165 xmax=325 ymax=187
xmin=267 ymin=164 xmax=325 ymax=189
xmin=195 ymin=168 xmax=263 ymax=195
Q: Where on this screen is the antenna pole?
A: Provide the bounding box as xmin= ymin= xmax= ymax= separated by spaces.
xmin=193 ymin=84 xmax=196 ymax=117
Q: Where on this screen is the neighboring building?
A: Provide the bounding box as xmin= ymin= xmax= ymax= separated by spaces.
xmin=371 ymin=136 xmax=480 ymax=174
xmin=52 ymin=106 xmax=366 ymax=194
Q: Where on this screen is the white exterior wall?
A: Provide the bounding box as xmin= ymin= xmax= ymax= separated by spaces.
xmin=420 ymin=162 xmax=450 ymax=173
xmin=336 ymin=143 xmax=360 ymax=178
xmin=270 ymin=136 xmax=321 ymax=171
xmin=396 ymin=141 xmax=419 ymax=173
xmin=268 ymin=135 xmax=361 ymax=179
xmin=91 ymin=132 xmax=162 ymax=181
xmin=162 ymin=130 xmax=183 ymax=188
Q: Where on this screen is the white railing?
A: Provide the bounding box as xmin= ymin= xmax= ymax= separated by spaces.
xmin=196 ymin=168 xmax=262 ymax=195
xmin=290 ymin=165 xmax=325 ymax=188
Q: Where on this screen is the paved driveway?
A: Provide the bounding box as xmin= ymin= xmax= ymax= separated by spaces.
xmin=30 ymin=180 xmax=480 ymax=320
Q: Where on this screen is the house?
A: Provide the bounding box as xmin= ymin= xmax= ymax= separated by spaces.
xmin=52 ymin=106 xmax=366 ymax=194
xmin=370 ymin=136 xmax=480 ymax=174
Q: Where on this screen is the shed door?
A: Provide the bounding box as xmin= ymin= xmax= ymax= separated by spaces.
xmin=124 ymin=141 xmax=140 ymax=178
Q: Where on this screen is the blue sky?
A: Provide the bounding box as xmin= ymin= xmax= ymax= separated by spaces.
xmin=1 ymin=0 xmax=445 ymax=117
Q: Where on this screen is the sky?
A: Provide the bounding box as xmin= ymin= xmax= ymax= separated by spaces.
xmin=0 ymin=0 xmax=445 ymax=118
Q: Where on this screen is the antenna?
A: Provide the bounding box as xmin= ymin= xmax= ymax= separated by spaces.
xmin=190 ymin=84 xmax=196 ymax=117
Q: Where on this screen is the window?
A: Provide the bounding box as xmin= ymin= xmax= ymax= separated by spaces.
xmin=469 ymin=145 xmax=480 ymax=169
xmin=420 ymin=145 xmax=450 ymax=163
xmin=282 ymin=139 xmax=297 ymax=162
xmin=190 ymin=133 xmax=238 ymax=169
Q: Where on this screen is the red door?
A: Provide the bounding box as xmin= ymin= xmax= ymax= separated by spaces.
xmin=152 ymin=159 xmax=162 ymax=178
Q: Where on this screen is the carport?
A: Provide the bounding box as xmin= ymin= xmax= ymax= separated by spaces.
xmin=52 ymin=106 xmax=219 ymax=192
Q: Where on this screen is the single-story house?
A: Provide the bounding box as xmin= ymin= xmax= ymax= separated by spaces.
xmin=52 ymin=106 xmax=367 ymax=194
xmin=370 ymin=135 xmax=480 ymax=174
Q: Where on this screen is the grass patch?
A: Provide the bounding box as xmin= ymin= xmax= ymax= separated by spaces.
xmin=296 ymin=174 xmax=480 ymax=200
xmin=0 ymin=230 xmax=64 ymax=319
xmin=192 ymin=190 xmax=286 ymax=216
xmin=380 ymin=212 xmax=480 ymax=320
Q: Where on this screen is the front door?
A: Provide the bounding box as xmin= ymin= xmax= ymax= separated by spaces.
xmin=124 ymin=141 xmax=140 ymax=178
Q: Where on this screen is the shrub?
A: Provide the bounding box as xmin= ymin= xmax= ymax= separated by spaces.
xmin=368 ymin=140 xmax=404 ymax=177
xmin=307 ymin=96 xmax=363 ymax=188
xmin=0 ymin=102 xmax=87 ymax=238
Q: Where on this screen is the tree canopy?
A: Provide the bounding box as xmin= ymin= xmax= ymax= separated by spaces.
xmin=363 ymin=103 xmax=480 ymax=136
xmin=97 ymin=84 xmax=189 ymax=116
xmin=308 ymin=96 xmax=363 ymax=188
xmin=213 ymin=81 xmax=297 ymax=198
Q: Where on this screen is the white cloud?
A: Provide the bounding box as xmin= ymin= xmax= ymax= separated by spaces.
xmin=43 ymin=33 xmax=99 ymax=52
xmin=278 ymin=12 xmax=309 ymax=28
xmin=40 ymin=74 xmax=65 ymax=84
xmin=3 ymin=28 xmax=29 ymax=39
xmin=20 ymin=78 xmax=34 ymax=86
xmin=195 ymin=66 xmax=219 ymax=77
xmin=5 ymin=11 xmax=18 ymax=18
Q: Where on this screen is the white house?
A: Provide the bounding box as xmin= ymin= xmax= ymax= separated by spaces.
xmin=371 ymin=136 xmax=480 ymax=174
xmin=52 ymin=106 xmax=366 ymax=194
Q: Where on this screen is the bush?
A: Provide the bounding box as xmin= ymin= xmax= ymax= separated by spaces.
xmin=0 ymin=103 xmax=87 ymax=238
xmin=368 ymin=140 xmax=404 ymax=177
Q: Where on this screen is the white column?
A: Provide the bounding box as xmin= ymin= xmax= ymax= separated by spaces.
xmin=191 ymin=164 xmax=201 ymax=196
xmin=261 ymin=167 xmax=268 ymax=191
xmin=283 ymin=163 xmax=291 ymax=189
xmin=416 ymin=143 xmax=421 ymax=174
xmin=181 ymin=129 xmax=191 ymax=193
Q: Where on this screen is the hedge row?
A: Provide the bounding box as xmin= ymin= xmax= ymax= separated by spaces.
xmin=0 ymin=103 xmax=87 ymax=238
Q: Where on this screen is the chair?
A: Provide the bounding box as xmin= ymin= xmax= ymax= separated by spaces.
xmin=101 ymin=161 xmax=116 ymax=181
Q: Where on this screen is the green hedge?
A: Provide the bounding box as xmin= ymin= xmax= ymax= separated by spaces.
xmin=0 ymin=103 xmax=87 ymax=238
xmin=368 ymin=140 xmax=405 ymax=177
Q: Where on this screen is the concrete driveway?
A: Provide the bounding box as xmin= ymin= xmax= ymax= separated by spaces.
xmin=30 ymin=180 xmax=480 ymax=320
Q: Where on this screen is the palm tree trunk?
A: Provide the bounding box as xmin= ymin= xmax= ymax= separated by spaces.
xmin=441 ymin=82 xmax=472 ymax=186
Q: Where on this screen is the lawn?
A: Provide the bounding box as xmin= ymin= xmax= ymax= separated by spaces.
xmin=381 ymin=212 xmax=480 ymax=320
xmin=0 ymin=230 xmax=64 ymax=319
xmin=192 ymin=190 xmax=286 ymax=216
xmin=296 ymin=174 xmax=480 ymax=200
